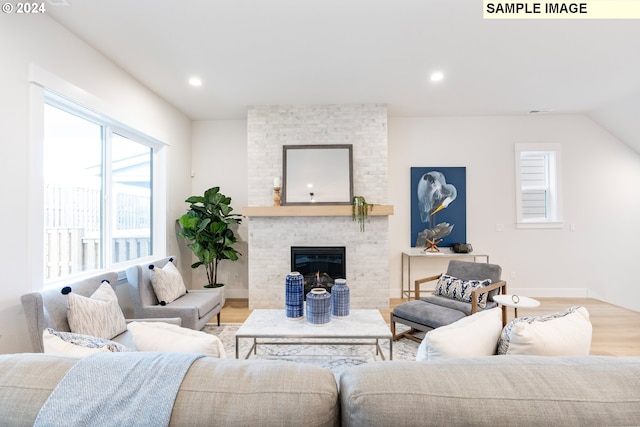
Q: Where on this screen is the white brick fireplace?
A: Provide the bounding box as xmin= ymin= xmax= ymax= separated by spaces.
xmin=246 ymin=104 xmax=390 ymax=309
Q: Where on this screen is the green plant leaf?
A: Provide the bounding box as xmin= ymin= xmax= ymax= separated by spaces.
xmin=209 ymin=221 xmax=226 ymax=234
xmin=196 ymin=218 xmax=211 ymax=233
xmin=179 ymin=214 xmax=199 ymax=229
xmin=185 ymin=195 xmax=206 ymax=204
xmin=221 ymin=249 xmax=239 ymax=261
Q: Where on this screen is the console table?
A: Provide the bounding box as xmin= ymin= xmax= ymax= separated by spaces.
xmin=401 ymin=248 xmax=490 ymax=300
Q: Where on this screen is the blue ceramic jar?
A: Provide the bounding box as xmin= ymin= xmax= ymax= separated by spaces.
xmin=285 ymin=272 xmax=304 ymax=319
xmin=331 ymin=278 xmax=350 ymax=317
xmin=306 ymin=288 xmax=331 ymax=325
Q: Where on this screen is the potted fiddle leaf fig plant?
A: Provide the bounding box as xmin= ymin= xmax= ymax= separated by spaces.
xmin=178 ymin=186 xmax=242 ymax=288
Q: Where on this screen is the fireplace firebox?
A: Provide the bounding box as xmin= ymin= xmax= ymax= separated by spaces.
xmin=291 ymin=246 xmax=346 ymax=297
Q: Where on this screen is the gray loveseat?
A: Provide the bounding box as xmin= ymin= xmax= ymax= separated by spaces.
xmin=1 ymin=353 xmax=639 ymax=426
xmin=126 ymin=256 xmax=223 ymax=330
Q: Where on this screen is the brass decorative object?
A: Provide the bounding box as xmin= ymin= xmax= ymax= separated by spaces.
xmin=274 ymin=187 xmax=281 ymax=206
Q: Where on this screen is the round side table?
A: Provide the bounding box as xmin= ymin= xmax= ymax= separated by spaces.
xmin=493 ymin=294 xmax=540 ymax=323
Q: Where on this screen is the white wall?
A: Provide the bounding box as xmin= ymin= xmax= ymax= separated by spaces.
xmin=0 ymin=15 xmax=192 ymax=353
xmin=194 ymin=113 xmax=640 ymax=313
xmin=190 ymin=120 xmax=248 ymax=297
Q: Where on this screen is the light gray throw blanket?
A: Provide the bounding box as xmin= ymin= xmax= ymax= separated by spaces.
xmin=34 ymin=352 xmax=204 ymax=427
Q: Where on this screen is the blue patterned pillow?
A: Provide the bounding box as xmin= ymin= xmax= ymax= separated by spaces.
xmin=44 ymin=328 xmax=128 ymax=354
xmin=433 ymin=274 xmax=493 ymax=308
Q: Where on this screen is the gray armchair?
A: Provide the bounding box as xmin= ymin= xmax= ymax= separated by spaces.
xmin=125 ymin=256 xmax=222 ymax=330
xmin=391 ymin=260 xmax=507 ymax=342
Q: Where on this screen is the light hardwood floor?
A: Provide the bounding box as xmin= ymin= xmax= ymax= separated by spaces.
xmin=219 ymin=298 xmax=640 ymax=357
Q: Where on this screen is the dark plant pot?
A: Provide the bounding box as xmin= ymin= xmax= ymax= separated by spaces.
xmin=451 ymin=243 xmax=473 ymax=253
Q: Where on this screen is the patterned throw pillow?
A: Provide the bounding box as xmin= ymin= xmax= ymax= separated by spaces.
xmin=497 ymin=306 xmax=592 ymax=356
xmin=150 ymin=261 xmax=187 ymax=305
xmin=67 ymin=281 xmax=128 ymax=340
xmin=43 ymin=328 xmax=128 ymax=356
xmin=433 ymin=274 xmax=493 ymax=308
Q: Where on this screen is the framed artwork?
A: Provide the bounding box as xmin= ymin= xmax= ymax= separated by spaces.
xmin=410 ymin=167 xmax=467 ymax=248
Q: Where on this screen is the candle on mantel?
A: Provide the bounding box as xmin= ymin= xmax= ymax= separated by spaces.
xmin=274 ymin=177 xmax=280 ymax=188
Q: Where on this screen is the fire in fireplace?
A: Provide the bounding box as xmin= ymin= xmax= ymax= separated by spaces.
xmin=290 ymin=246 xmax=346 ymax=297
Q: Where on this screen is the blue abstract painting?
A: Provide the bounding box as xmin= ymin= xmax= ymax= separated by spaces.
xmin=410 ymin=167 xmax=466 ymax=248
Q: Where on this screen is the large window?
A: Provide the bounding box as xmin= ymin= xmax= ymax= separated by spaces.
xmin=43 ymin=99 xmax=154 ymax=283
xmin=515 ymin=143 xmax=563 ymax=228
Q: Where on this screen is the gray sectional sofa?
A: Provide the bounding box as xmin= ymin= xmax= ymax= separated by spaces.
xmin=1 ymin=353 xmax=639 ymax=426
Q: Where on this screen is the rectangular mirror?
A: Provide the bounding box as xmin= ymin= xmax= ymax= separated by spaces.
xmin=282 ymin=144 xmax=353 ymax=205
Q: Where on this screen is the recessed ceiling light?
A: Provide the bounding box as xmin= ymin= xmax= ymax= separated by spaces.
xmin=430 ymin=71 xmax=444 ymax=83
xmin=188 ymin=77 xmax=202 ymax=87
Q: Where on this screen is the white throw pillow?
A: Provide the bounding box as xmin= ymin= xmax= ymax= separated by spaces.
xmin=67 ymin=281 xmax=128 ymax=340
xmin=43 ymin=329 xmax=127 ymax=357
xmin=416 ymin=307 xmax=502 ymax=361
xmin=150 ymin=261 xmax=187 ymax=305
xmin=497 ymin=306 xmax=592 ymax=356
xmin=127 ymin=321 xmax=226 ymax=358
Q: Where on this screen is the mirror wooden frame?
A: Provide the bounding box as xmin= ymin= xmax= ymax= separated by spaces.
xmin=282 ymin=144 xmax=353 ymax=205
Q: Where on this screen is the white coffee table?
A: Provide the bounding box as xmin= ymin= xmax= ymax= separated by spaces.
xmin=235 ymin=309 xmax=393 ymax=360
xmin=493 ymin=294 xmax=540 ymax=319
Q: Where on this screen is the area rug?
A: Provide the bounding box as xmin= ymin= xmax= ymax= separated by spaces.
xmin=203 ymin=323 xmax=421 ymax=374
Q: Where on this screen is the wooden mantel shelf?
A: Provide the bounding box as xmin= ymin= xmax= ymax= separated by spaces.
xmin=242 ymin=205 xmax=394 ymax=217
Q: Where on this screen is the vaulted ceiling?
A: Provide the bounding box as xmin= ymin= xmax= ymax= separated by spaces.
xmin=46 ymin=0 xmax=640 ymax=152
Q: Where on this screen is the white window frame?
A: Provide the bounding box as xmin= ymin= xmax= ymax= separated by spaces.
xmin=515 ymin=143 xmax=563 ymax=229
xmin=28 ymin=65 xmax=168 ymax=290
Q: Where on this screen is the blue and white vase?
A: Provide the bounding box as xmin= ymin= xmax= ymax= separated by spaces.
xmin=331 ymin=278 xmax=350 ymax=317
xmin=285 ymin=272 xmax=304 ymax=319
xmin=306 ymin=288 xmax=331 ymax=325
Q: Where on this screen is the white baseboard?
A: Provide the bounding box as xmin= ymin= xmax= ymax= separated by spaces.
xmin=509 ymin=288 xmax=590 ymax=298
xmin=225 ymin=288 xmax=249 ymax=299
xmin=389 ymin=287 xmax=590 ymax=299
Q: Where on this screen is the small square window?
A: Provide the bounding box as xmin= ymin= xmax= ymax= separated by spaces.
xmin=515 ymin=143 xmax=563 ymax=229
